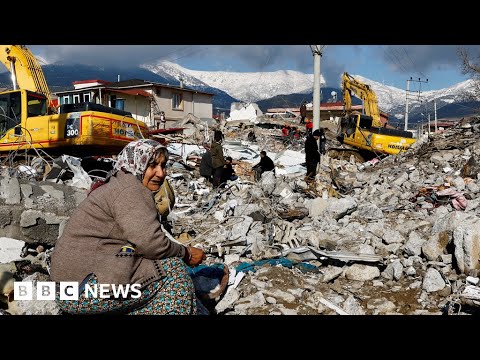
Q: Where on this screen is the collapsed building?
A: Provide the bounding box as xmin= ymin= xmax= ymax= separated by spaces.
xmin=2 ymin=116 xmax=480 ymax=315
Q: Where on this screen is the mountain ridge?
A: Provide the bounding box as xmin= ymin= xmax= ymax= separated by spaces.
xmin=1 ymin=61 xmax=478 ymax=123
xmin=145 ymin=60 xmax=479 ymax=122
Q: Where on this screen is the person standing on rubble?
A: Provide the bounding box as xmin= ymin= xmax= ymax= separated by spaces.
xmin=200 ymin=143 xmax=213 ymax=183
xmin=159 ymin=111 xmax=166 ymax=130
xmin=247 ymin=130 xmax=256 ymax=142
xmin=299 ymin=101 xmax=307 ymax=124
xmin=305 ymin=129 xmax=321 ymax=180
xmin=211 ymin=130 xmax=226 ymax=187
xmin=252 ymin=150 xmax=275 ymax=181
xmin=318 ymin=127 xmax=327 ymax=155
xmin=50 ymin=139 xmax=206 ymax=315
xmin=305 ymin=118 xmax=313 ymax=135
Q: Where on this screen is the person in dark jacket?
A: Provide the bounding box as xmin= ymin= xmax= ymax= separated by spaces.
xmin=199 ymin=143 xmax=213 ymax=183
xmin=220 ymin=156 xmax=238 ymax=185
xmin=252 ymin=150 xmax=275 ymax=181
xmin=299 ymin=101 xmax=307 ymax=124
xmin=305 ymin=129 xmax=321 ymax=180
xmin=210 ymin=130 xmax=225 ymax=187
xmin=319 ymin=128 xmax=327 ymax=155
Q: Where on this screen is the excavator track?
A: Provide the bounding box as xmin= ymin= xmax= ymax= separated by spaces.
xmin=326 ymin=147 xmax=366 ymax=163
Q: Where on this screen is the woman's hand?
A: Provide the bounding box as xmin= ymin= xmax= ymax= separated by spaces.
xmin=183 ymin=246 xmax=206 ymax=266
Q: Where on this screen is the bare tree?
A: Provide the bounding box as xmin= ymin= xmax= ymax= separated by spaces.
xmin=458 ymin=47 xmax=480 ymax=101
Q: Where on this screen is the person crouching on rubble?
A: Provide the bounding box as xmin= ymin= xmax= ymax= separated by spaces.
xmin=252 ymin=150 xmax=275 ymax=181
xmin=50 ymin=139 xmax=206 ymax=315
xmin=221 ymin=156 xmax=238 ymax=185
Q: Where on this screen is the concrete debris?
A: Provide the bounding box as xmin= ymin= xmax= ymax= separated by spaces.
xmin=4 ymin=116 xmax=480 ymax=314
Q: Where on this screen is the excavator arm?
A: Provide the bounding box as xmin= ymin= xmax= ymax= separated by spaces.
xmin=342 ymin=72 xmax=381 ymax=127
xmin=0 ymin=45 xmax=52 ymax=108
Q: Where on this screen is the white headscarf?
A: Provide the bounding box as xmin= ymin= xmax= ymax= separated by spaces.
xmin=113 ymin=139 xmax=166 ymax=181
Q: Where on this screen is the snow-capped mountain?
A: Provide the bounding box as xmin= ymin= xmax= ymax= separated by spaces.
xmin=142 ymin=60 xmax=322 ymax=102
xmin=141 ymin=61 xmax=211 ymax=89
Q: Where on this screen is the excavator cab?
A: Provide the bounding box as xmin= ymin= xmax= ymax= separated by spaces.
xmin=0 ymin=90 xmax=48 ymax=138
xmin=338 ymin=112 xmax=360 ymax=141
xmin=0 ymin=90 xmax=22 ymax=136
xmin=26 ymin=92 xmax=48 ymax=117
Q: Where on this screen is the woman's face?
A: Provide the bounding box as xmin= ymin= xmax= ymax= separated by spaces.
xmin=142 ymin=153 xmax=167 ymax=191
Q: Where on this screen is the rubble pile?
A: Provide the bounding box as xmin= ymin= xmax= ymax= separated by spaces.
xmin=3 ymin=116 xmax=480 ymax=315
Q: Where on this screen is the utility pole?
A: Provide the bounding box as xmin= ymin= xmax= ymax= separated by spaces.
xmin=404 ymin=78 xmax=410 ymax=131
xmin=310 ymin=45 xmax=326 ymax=133
xmin=434 ymin=99 xmax=438 ymax=133
xmin=428 ymin=113 xmax=431 ymax=137
xmin=404 ymin=77 xmax=428 ymax=131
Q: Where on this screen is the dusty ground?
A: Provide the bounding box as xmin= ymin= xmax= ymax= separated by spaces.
xmin=232 ymin=264 xmax=454 ymax=315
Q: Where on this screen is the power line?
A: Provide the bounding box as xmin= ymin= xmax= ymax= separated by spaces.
xmin=404 ymin=76 xmax=428 ymax=130
xmin=402 ymin=47 xmax=428 ymax=79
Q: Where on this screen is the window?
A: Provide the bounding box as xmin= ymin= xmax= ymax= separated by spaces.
xmin=172 ymin=93 xmax=183 ymax=110
xmin=83 ymin=93 xmax=91 ymax=102
xmin=27 ymin=92 xmax=47 ymax=117
xmin=359 ymin=115 xmax=373 ymax=129
xmin=62 ymin=95 xmax=70 ymax=105
xmin=0 ymin=91 xmax=22 ymax=135
xmin=115 ymin=99 xmax=125 ymax=111
xmin=73 ymin=94 xmax=80 ymax=104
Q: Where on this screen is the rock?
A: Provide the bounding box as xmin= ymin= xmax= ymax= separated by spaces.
xmin=345 ymin=264 xmax=380 ymax=281
xmin=422 ymin=268 xmax=446 ymax=293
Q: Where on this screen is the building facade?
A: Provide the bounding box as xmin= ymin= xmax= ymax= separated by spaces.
xmin=53 ymin=79 xmax=214 ymax=129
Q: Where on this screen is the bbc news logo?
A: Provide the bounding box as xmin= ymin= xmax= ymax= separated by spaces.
xmin=14 ymin=282 xmax=142 ymax=300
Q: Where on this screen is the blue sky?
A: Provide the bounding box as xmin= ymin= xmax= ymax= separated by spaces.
xmin=28 ymin=45 xmax=477 ymax=91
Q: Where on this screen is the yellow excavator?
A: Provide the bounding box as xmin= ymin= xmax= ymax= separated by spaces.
xmin=337 ymin=72 xmax=416 ymax=157
xmin=0 ymin=45 xmax=149 ymax=156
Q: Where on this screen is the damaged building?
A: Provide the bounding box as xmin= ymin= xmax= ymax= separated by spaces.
xmin=2 ymin=115 xmax=480 ymax=315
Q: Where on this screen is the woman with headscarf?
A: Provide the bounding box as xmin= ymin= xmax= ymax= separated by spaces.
xmin=50 ymin=139 xmax=205 ymax=315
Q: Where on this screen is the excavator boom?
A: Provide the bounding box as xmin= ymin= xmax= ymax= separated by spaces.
xmin=0 ymin=45 xmax=52 ymax=107
xmin=342 ymin=72 xmax=381 ymax=127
